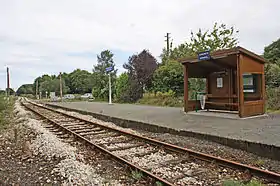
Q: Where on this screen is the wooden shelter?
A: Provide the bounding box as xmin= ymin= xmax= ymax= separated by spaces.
xmin=179 ymin=46 xmax=266 ymax=118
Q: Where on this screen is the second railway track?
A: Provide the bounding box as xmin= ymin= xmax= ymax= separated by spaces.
xmin=22 ymin=100 xmax=280 ymax=185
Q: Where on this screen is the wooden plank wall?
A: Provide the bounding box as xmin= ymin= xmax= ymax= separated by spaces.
xmin=239 ymin=54 xmax=265 ymax=117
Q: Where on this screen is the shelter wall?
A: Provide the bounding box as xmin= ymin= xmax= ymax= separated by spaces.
xmin=240 ymin=54 xmax=264 ymax=74
xmin=239 ymin=54 xmax=265 ymax=117
xmin=206 ymin=69 xmax=238 ymax=111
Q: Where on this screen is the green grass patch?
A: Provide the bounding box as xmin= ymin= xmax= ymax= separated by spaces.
xmin=0 ymin=96 xmax=15 ymax=131
xmin=223 ymin=180 xmax=263 ymax=186
xmin=131 ymin=170 xmax=143 ymax=181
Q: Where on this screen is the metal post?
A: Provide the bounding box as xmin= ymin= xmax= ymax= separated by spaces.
xmin=109 ymin=73 xmax=112 ymax=104
xmin=59 ymin=72 xmax=63 ymax=102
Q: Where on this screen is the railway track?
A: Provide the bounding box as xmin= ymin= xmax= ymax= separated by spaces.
xmin=22 ymin=100 xmax=280 ymax=185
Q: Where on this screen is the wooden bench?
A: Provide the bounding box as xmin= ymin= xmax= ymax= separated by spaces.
xmin=205 ymin=101 xmax=238 ymax=107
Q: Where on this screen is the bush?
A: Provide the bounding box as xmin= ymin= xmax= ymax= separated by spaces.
xmin=266 ymin=87 xmax=280 ymax=110
xmin=137 ymin=91 xmax=183 ymax=107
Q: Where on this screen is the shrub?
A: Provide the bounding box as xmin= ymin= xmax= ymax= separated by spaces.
xmin=138 ymin=91 xmax=183 ymax=107
xmin=266 ymin=87 xmax=280 ymax=110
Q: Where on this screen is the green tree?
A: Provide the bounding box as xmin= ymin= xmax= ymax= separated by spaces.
xmin=39 ymin=78 xmax=69 ymax=96
xmin=264 ymin=38 xmax=280 ymax=65
xmin=61 ymin=72 xmax=71 ymax=93
xmin=152 ymin=60 xmax=184 ymax=95
xmin=68 ymin=69 xmax=93 ymax=94
xmin=0 ymin=90 xmax=5 ymax=95
xmin=162 ymin=23 xmax=239 ymax=64
xmin=33 ymin=74 xmax=53 ymax=95
xmin=16 ymin=84 xmax=34 ymax=95
xmin=188 ymin=23 xmax=238 ymax=53
xmin=157 ymin=23 xmax=238 ymax=97
xmin=92 ymin=50 xmax=117 ymax=100
xmin=115 ymin=72 xmax=129 ymax=100
xmin=263 ymin=38 xmax=280 ymax=88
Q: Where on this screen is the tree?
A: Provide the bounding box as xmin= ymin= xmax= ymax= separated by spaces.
xmin=162 ymin=23 xmax=239 ymax=64
xmin=68 ymin=69 xmax=93 ymax=94
xmin=5 ymin=88 xmax=15 ymax=95
xmin=16 ymin=84 xmax=34 ymax=95
xmin=123 ymin=50 xmax=158 ymax=101
xmin=0 ymin=90 xmax=5 ymax=95
xmin=265 ymin=63 xmax=280 ymax=87
xmin=61 ymin=72 xmax=71 ymax=93
xmin=92 ymin=50 xmax=117 ymax=100
xmin=39 ymin=78 xmax=69 ymax=96
xmin=263 ymin=38 xmax=280 ymax=88
xmin=152 ymin=60 xmax=184 ymax=95
xmin=158 ymin=23 xmax=239 ymax=97
xmin=188 ymin=23 xmax=238 ymax=53
xmin=264 ymin=38 xmax=280 ymax=65
xmin=33 ymin=74 xmax=53 ymax=95
xmin=115 ymin=72 xmax=129 ymax=101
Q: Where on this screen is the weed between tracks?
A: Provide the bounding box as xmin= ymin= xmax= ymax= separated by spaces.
xmin=223 ymin=179 xmax=263 ymax=186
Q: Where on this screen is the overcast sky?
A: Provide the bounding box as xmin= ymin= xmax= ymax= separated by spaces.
xmin=0 ymin=0 xmax=280 ymax=90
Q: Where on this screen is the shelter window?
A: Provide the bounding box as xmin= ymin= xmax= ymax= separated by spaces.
xmin=243 ymin=74 xmax=256 ymax=93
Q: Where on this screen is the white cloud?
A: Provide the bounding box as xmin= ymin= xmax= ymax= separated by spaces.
xmin=0 ymin=0 xmax=280 ymax=90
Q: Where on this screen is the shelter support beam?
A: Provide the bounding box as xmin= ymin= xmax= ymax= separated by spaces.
xmin=184 ymin=64 xmax=189 ymax=112
xmin=237 ymin=54 xmax=244 ymax=117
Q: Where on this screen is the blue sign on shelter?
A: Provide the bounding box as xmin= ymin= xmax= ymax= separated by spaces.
xmin=198 ymin=51 xmax=211 ymax=61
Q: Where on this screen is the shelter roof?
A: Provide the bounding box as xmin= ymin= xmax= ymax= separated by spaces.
xmin=178 ymin=46 xmax=266 ymax=78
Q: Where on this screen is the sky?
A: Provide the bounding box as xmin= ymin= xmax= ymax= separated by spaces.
xmin=0 ymin=0 xmax=280 ymax=90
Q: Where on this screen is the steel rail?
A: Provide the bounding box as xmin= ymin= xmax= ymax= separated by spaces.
xmin=26 ymin=101 xmax=280 ymax=184
xmin=22 ymin=102 xmax=175 ymax=186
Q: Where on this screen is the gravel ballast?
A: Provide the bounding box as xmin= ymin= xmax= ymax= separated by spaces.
xmin=51 ymin=105 xmax=280 ymax=174
xmin=50 ymin=104 xmax=280 ymax=181
xmin=4 ymin=100 xmax=125 ymax=185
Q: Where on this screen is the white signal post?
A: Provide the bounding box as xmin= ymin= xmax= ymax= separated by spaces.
xmin=106 ymin=66 xmax=113 ymax=105
xmin=108 ymin=73 xmax=112 ymax=104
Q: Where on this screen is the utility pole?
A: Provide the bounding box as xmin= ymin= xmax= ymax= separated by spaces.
xmin=36 ymin=80 xmax=39 ymax=99
xmin=59 ymin=72 xmax=63 ymax=102
xmin=165 ymin=33 xmax=171 ymax=57
xmin=6 ymin=67 xmax=10 ymax=97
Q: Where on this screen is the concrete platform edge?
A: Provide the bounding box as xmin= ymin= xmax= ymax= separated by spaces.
xmin=46 ymin=103 xmax=280 ymax=160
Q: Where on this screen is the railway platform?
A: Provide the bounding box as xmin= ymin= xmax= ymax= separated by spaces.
xmin=46 ymin=101 xmax=280 ymax=160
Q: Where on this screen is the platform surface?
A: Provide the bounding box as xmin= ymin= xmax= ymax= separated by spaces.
xmin=49 ymin=101 xmax=280 ymax=147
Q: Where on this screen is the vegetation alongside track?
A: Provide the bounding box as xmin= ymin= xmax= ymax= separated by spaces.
xmin=0 ymin=95 xmax=15 ymax=130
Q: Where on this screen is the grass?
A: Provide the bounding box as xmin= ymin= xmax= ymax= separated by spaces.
xmin=223 ymin=180 xmax=263 ymax=186
xmin=131 ymin=170 xmax=143 ymax=181
xmin=0 ymin=95 xmax=15 ymax=131
xmin=254 ymin=159 xmax=265 ymax=166
xmin=155 ymin=181 xmax=163 ymax=186
xmin=137 ymin=92 xmax=184 ymax=107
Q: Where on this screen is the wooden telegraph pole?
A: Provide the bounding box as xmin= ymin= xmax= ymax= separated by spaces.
xmin=6 ymin=67 xmax=10 ymax=97
xmin=59 ymin=72 xmax=63 ymax=102
xmin=165 ymin=33 xmax=171 ymax=57
xmin=36 ymin=80 xmax=39 ymax=99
